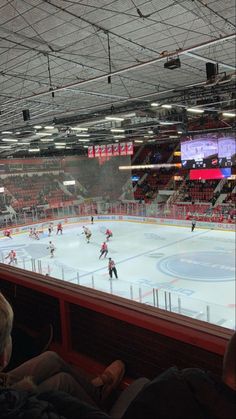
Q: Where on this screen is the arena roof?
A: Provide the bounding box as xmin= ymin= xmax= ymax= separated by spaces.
xmin=0 ymin=0 xmax=235 ymax=157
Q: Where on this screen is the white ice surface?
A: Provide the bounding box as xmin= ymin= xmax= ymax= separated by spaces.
xmin=1 ymin=221 xmax=235 ymax=329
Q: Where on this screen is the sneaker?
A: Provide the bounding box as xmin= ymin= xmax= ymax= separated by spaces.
xmin=91 ymin=360 xmax=125 ymax=402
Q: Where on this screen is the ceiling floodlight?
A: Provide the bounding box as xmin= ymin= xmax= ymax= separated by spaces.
xmin=151 ymin=103 xmax=160 ymax=107
xmin=75 ymin=133 xmax=90 ymax=137
xmin=44 ymin=126 xmax=54 ymax=130
xmin=187 ymin=108 xmax=204 ymax=114
xmin=222 ymin=112 xmax=235 ymax=117
xmin=34 ymin=125 xmax=43 ymax=129
xmin=105 ymin=116 xmax=124 ymax=121
xmin=70 ymin=127 xmax=88 ymax=131
xmin=40 ymin=138 xmax=54 ymax=142
xmin=78 ymin=139 xmax=90 ymax=142
xmin=134 ymin=140 xmax=143 ymax=143
xmin=1 ymin=131 xmax=13 ymax=134
xmin=110 ymin=129 xmax=125 ymax=133
xmin=162 ymin=104 xmax=172 ymax=109
xmin=2 ymin=138 xmax=18 ymax=142
xmin=29 ymin=148 xmax=40 ymax=152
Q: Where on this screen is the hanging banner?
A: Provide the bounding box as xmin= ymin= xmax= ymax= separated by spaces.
xmin=126 ymin=141 xmax=134 ymax=155
xmin=88 ymin=146 xmax=94 ymax=158
xmin=113 ymin=143 xmax=120 ymax=156
xmin=100 ymin=144 xmax=107 ymax=157
xmin=94 ymin=145 xmax=101 ymax=157
xmin=106 ymin=144 xmax=113 ymax=156
xmin=119 ymin=142 xmax=127 ymax=156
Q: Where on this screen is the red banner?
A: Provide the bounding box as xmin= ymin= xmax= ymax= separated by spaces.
xmin=119 ymin=142 xmax=127 ymax=156
xmin=88 ymin=146 xmax=94 ymax=158
xmin=94 ymin=145 xmax=101 ymax=157
xmin=100 ymin=144 xmax=107 ymax=157
xmin=106 ymin=144 xmax=113 ymax=156
xmin=126 ymin=141 xmax=134 ymax=155
xmin=113 ymin=143 xmax=120 ymax=156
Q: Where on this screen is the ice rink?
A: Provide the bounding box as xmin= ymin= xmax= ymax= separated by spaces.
xmin=1 ymin=220 xmax=235 ymax=330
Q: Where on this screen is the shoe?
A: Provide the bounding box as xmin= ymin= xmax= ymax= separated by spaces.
xmin=91 ymin=360 xmax=125 ymax=402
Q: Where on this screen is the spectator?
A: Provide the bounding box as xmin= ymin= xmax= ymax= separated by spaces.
xmin=122 ymin=332 xmax=236 ymax=419
xmin=0 ymin=292 xmax=125 ymax=409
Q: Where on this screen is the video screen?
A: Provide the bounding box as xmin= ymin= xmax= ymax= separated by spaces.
xmin=218 ymin=134 xmax=236 ymax=167
xmin=181 ymin=132 xmax=236 ymax=168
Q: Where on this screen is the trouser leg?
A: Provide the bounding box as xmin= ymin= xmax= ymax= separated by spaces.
xmin=7 ymin=351 xmax=101 ymax=405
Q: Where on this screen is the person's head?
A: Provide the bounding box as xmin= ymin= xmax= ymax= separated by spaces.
xmin=49 ymin=241 xmax=52 ymax=244
xmin=0 ymin=292 xmax=13 ymax=371
xmin=222 ymin=332 xmax=236 ymax=390
xmin=109 ymin=258 xmax=111 ymax=260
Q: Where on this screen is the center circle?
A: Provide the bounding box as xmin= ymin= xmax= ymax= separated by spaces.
xmin=158 ymin=251 xmax=235 ymax=282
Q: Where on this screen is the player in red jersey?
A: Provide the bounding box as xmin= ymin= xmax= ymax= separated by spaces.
xmin=99 ymin=242 xmax=108 ymax=259
xmin=105 ymin=229 xmax=113 ymax=241
xmin=5 ymin=250 xmax=17 ymax=265
xmin=57 ymin=222 xmax=63 ymax=235
xmin=4 ymin=229 xmax=12 ymax=239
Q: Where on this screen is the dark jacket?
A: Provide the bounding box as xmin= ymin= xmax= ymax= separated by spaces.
xmin=0 ymin=388 xmax=110 ymax=419
xmin=122 ymin=367 xmax=236 ymax=419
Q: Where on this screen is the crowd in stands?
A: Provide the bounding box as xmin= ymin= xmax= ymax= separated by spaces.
xmin=1 ymin=173 xmax=78 ymax=210
xmin=0 ymin=291 xmax=235 ymax=418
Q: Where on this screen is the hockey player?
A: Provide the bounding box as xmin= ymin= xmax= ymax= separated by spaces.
xmin=91 ymin=215 xmax=94 ymax=224
xmin=47 ymin=241 xmax=55 ymax=258
xmin=33 ymin=228 xmax=39 ymax=240
xmin=82 ymin=226 xmax=92 ymax=243
xmin=29 ymin=228 xmax=33 ymax=238
xmin=4 ymin=229 xmax=12 ymax=239
xmin=5 ymin=250 xmax=17 ymax=265
xmin=57 ymin=222 xmax=63 ymax=235
xmin=105 ymin=228 xmax=113 ymax=241
xmin=48 ymin=224 xmax=52 ymax=236
xmin=99 ymin=242 xmax=108 ymax=259
xmin=191 ymin=219 xmax=196 ymax=232
xmin=108 ymin=258 xmax=118 ymax=279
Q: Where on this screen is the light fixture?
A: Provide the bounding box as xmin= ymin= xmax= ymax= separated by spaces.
xmin=55 ymin=142 xmax=66 ymax=146
xmin=40 ymin=138 xmax=54 ymax=142
xmin=151 ymin=103 xmax=160 ymax=107
xmin=1 ymin=131 xmax=13 ymax=134
xmin=1 ymin=138 xmax=18 ymax=142
xmin=34 ymin=125 xmax=43 ymax=129
xmin=0 ymin=145 xmax=11 ymax=149
xmin=44 ymin=126 xmax=54 ymax=130
xmin=134 ymin=140 xmax=143 ymax=143
xmin=83 ymin=145 xmax=89 ymax=148
xmin=36 ymin=132 xmax=53 ymax=137
xmin=161 ymin=104 xmax=172 ymax=109
xmin=29 ymin=148 xmax=40 ymax=152
xmin=110 ymin=129 xmax=125 ymax=133
xmin=71 ymin=127 xmax=88 ymax=131
xmin=75 ymin=133 xmax=90 ymax=137
xmin=55 ymin=145 xmax=65 ymax=149
xmin=187 ymin=108 xmax=204 ymax=114
xmin=222 ymin=112 xmax=235 ymax=117
xmin=78 ymin=139 xmax=90 ymax=142
xmin=177 ymin=130 xmax=183 ymax=134
xmin=148 ymin=130 xmax=154 ymax=134
xmin=105 ymin=116 xmax=124 ymax=121
xmin=113 ymin=135 xmax=126 ymax=139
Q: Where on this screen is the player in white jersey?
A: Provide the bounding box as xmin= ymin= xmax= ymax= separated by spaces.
xmin=82 ymin=226 xmax=92 ymax=243
xmin=47 ymin=241 xmax=55 ymax=258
